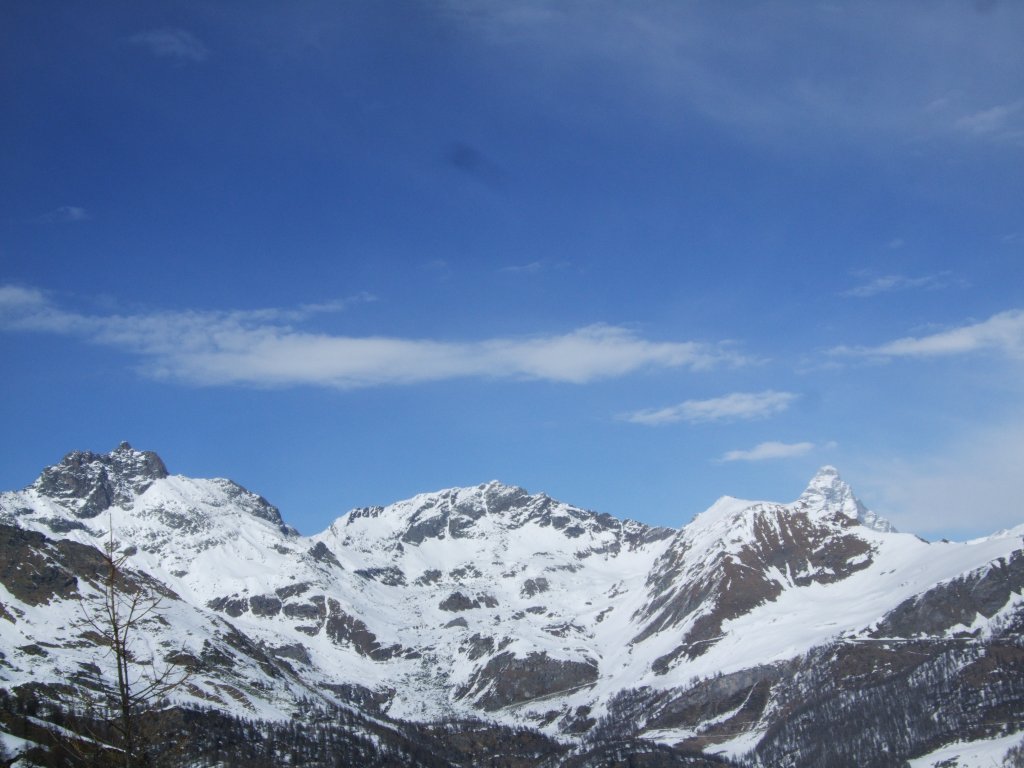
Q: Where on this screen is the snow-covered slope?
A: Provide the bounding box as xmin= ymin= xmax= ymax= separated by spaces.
xmin=1 ymin=444 xmax=1022 ymax=764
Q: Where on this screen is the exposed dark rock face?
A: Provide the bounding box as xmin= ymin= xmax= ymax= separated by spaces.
xmin=440 ymin=591 xmax=477 ymax=611
xmin=477 ymin=483 xmax=531 ymax=516
xmin=355 ymin=566 xmax=407 ymax=586
xmin=751 ymin=636 xmax=1024 ymax=768
xmin=275 ymin=582 xmax=311 ymax=599
xmin=325 ymin=598 xmax=401 ymax=660
xmin=450 ymin=564 xmax=481 ymax=579
xmin=16 ymin=644 xmax=48 ymax=657
xmin=384 ymin=482 xmax=669 ymax=563
xmin=462 ymin=633 xmax=495 ymax=661
xmin=249 ymin=595 xmax=282 ymax=617
xmin=644 ymin=666 xmax=780 ymax=752
xmin=0 ymin=601 xmax=16 ymax=624
xmin=0 ymin=524 xmax=136 ymax=606
xmin=270 ymin=643 xmax=311 ymax=665
xmin=284 ymin=601 xmax=322 ymax=620
xmin=31 ymin=442 xmax=168 ymax=518
xmin=560 ymin=740 xmax=729 ymax=767
xmin=37 ymin=517 xmax=89 ymax=534
xmin=415 ymin=569 xmax=443 ymax=586
xmin=401 ymin=512 xmax=449 ymax=544
xmin=439 ymin=590 xmax=496 ymax=612
xmin=204 ymin=621 xmax=292 ymax=683
xmin=0 ymin=525 xmax=83 ymax=606
xmin=636 ymin=504 xmax=875 ymax=663
xmin=4 ymin=450 xmax=1023 ymax=765
xmin=285 ymin=595 xmax=330 ymax=636
xmin=560 ymin=705 xmax=596 ymax=734
xmin=874 ymin=549 xmax=1024 ymax=637
xmin=208 ymin=478 xmax=292 ymax=533
xmin=461 ymin=651 xmax=599 ymax=710
xmin=317 ymin=681 xmax=393 ymax=713
xmin=208 ymin=596 xmax=249 ymax=617
xmin=624 ymin=523 xmax=676 ymax=550
xmin=308 ymin=541 xmax=341 ymax=567
xmin=25 ymin=443 xmax=298 ymax=536
xmin=542 ymin=621 xmax=584 ymax=639
xmin=521 ymin=577 xmax=550 ymax=597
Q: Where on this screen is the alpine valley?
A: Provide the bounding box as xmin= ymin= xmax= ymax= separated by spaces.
xmin=1 ymin=444 xmax=1022 ymax=767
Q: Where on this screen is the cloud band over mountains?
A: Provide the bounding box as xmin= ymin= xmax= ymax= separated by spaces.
xmin=832 ymin=309 xmax=1024 ymax=359
xmin=721 ymin=441 xmax=816 ymax=462
xmin=0 ymin=286 xmax=741 ymax=389
xmin=622 ymin=390 xmax=797 ymax=426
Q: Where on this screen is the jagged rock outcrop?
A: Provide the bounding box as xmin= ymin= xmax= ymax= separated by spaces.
xmin=460 ymin=651 xmax=600 ymax=711
xmin=0 ymin=444 xmax=1021 ymax=766
xmin=31 ymin=441 xmax=168 ymax=518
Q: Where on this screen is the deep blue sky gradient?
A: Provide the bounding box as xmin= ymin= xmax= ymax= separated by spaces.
xmin=2 ymin=2 xmax=1023 ymax=537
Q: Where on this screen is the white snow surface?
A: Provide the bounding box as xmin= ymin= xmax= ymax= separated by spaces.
xmin=908 ymin=731 xmax=1023 ymax=767
xmin=0 ymin=729 xmax=35 ymax=758
xmin=0 ymin=447 xmax=1021 ymax=752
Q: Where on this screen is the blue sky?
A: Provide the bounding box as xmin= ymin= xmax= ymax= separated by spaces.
xmin=2 ymin=1 xmax=1023 ymax=539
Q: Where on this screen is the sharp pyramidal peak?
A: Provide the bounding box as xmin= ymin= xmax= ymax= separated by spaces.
xmin=0 ymin=444 xmax=1021 ymax=767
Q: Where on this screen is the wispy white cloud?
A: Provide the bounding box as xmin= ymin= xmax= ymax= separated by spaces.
xmin=842 ymin=272 xmax=956 ymax=298
xmin=622 ymin=390 xmax=796 ymax=426
xmin=441 ymin=1 xmax=1024 ymax=151
xmin=954 ymin=101 xmax=1024 ymax=142
xmin=34 ymin=205 xmax=90 ymax=223
xmin=0 ymin=286 xmax=742 ymax=389
xmin=720 ymin=441 xmax=815 ymax=462
xmin=832 ymin=309 xmax=1024 ymax=359
xmin=499 ymin=260 xmax=571 ymax=275
xmin=129 ymin=28 xmax=209 ymax=63
xmin=500 ymin=261 xmax=545 ymax=275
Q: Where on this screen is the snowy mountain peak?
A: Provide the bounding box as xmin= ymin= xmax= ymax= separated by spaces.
xmin=797 ymin=465 xmax=895 ymax=532
xmin=330 ymin=479 xmax=669 ymax=564
xmin=30 ymin=441 xmax=169 ymax=518
xmin=2 ymin=444 xmax=1023 ymax=766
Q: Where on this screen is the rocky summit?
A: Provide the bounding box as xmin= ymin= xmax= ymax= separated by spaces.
xmin=1 ymin=445 xmax=1022 ymax=767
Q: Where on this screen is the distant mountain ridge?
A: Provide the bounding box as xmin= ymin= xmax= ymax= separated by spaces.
xmin=1 ymin=443 xmax=1022 ymax=766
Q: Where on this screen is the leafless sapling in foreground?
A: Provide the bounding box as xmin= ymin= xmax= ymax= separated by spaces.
xmin=67 ymin=524 xmax=191 ymax=767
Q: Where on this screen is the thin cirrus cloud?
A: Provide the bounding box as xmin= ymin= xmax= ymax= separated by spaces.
xmin=499 ymin=260 xmax=572 ymax=276
xmin=500 ymin=262 xmax=545 ymax=275
xmin=0 ymin=285 xmax=743 ymax=389
xmin=721 ymin=441 xmax=815 ymax=462
xmin=34 ymin=206 xmax=90 ymax=224
xmin=440 ymin=1 xmax=1024 ymax=150
xmin=622 ymin=390 xmax=797 ymax=426
xmin=842 ymin=272 xmax=955 ymax=298
xmin=832 ymin=309 xmax=1024 ymax=359
xmin=953 ymin=101 xmax=1024 ymax=143
xmin=129 ymin=28 xmax=209 ymax=63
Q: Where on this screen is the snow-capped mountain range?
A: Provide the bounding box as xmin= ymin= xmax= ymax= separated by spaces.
xmin=1 ymin=444 xmax=1022 ymax=765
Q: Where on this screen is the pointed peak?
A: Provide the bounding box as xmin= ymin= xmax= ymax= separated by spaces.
xmin=797 ymin=466 xmax=896 ymax=533
xmin=405 ymin=480 xmax=536 ymax=509
xmin=32 ymin=444 xmax=169 ymax=518
xmin=799 ymin=465 xmax=856 ymax=508
xmin=800 ymin=465 xmax=852 ymax=498
xmin=473 ymin=479 xmax=529 ymax=497
xmin=810 ymin=464 xmax=841 ymax=482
